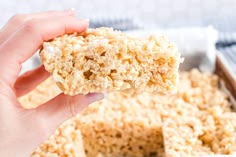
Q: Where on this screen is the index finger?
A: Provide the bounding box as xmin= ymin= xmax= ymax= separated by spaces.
xmin=0 ymin=15 xmax=88 ymax=86
xmin=0 ymin=10 xmax=75 ymax=44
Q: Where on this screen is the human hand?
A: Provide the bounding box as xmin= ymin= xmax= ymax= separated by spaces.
xmin=0 ymin=10 xmax=104 ymax=157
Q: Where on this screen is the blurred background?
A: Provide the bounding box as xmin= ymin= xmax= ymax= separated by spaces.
xmin=0 ymin=0 xmax=236 ymax=31
xmin=0 ymin=0 xmax=235 ymax=75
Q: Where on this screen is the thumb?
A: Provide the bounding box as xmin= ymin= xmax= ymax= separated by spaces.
xmin=35 ymin=92 xmax=104 ymax=136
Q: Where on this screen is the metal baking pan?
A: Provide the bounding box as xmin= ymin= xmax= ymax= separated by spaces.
xmin=215 ymin=52 xmax=236 ymax=109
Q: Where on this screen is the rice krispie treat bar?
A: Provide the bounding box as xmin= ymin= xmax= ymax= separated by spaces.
xmin=76 ymin=92 xmax=165 ymax=157
xmin=21 ymin=69 xmax=236 ymax=157
xmin=18 ymin=77 xmax=61 ymax=109
xmin=157 ymin=70 xmax=236 ymax=156
xmin=40 ymin=27 xmax=181 ymax=95
xmin=31 ymin=119 xmax=86 ymax=157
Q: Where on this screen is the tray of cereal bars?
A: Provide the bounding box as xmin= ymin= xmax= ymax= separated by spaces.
xmin=19 ymin=27 xmax=236 ymax=157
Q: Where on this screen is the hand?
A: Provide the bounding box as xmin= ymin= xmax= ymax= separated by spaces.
xmin=0 ymin=10 xmax=104 ymax=157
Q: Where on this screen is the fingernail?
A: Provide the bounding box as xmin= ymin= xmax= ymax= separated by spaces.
xmin=64 ymin=8 xmax=75 ymax=12
xmin=64 ymin=8 xmax=76 ymax=15
xmin=79 ymin=18 xmax=90 ymax=24
xmin=83 ymin=18 xmax=90 ymax=22
xmin=86 ymin=93 xmax=104 ymax=104
xmin=103 ymin=92 xmax=108 ymax=98
xmin=70 ymin=8 xmax=75 ymax=11
xmin=79 ymin=19 xmax=90 ymax=28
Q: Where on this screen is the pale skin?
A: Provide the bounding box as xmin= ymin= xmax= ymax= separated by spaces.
xmin=0 ymin=10 xmax=104 ymax=156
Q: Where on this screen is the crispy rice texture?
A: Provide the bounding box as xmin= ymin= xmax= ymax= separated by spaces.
xmin=40 ymin=27 xmax=181 ymax=95
xmin=19 ymin=69 xmax=236 ymax=157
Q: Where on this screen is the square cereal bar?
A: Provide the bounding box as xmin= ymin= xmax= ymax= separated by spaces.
xmin=76 ymin=92 xmax=165 ymax=157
